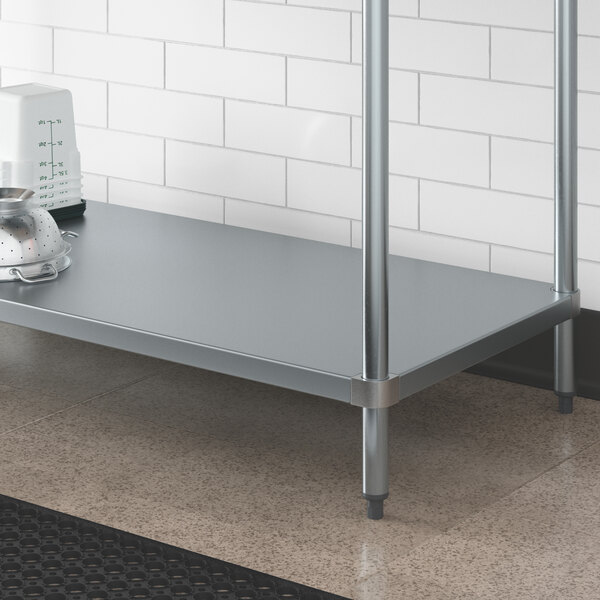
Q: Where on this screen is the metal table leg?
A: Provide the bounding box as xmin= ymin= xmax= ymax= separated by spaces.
xmin=554 ymin=0 xmax=578 ymax=414
xmin=362 ymin=0 xmax=390 ymax=519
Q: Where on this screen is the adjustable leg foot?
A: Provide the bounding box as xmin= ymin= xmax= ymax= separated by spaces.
xmin=365 ymin=496 xmax=386 ymax=520
xmin=558 ymin=394 xmax=574 ymax=414
xmin=363 ymin=407 xmax=389 ymax=520
xmin=555 ymin=319 xmax=576 ymax=414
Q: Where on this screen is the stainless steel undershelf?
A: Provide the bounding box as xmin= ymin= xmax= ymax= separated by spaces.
xmin=0 ymin=201 xmax=576 ymax=404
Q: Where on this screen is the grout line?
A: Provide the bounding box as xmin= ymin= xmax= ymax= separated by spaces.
xmin=51 ymin=27 xmax=55 ymax=73
xmin=488 ymin=136 xmax=492 ymax=189
xmin=284 ymin=56 xmax=288 ymax=105
xmin=349 ymin=117 xmax=353 ymax=166
xmin=0 ymin=373 xmax=157 ymax=439
xmin=349 ymin=9 xmax=353 ymax=63
xmin=417 ymin=73 xmax=421 ymax=124
xmin=284 ymin=157 xmax=288 ymax=207
xmin=222 ymin=98 xmax=226 ymax=147
xmin=417 ymin=179 xmax=421 ymax=230
xmin=488 ymin=26 xmax=492 ymax=79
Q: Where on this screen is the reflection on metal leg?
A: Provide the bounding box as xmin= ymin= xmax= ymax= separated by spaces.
xmin=555 ymin=319 xmax=575 ymax=414
xmin=363 ymin=407 xmax=389 ymax=520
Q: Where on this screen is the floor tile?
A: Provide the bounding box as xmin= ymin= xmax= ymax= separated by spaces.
xmin=0 ymin=383 xmax=78 ymax=433
xmin=86 ymin=366 xmax=600 ymax=529
xmin=0 ymin=322 xmax=168 ymax=400
xmin=381 ymin=441 xmax=600 ymax=600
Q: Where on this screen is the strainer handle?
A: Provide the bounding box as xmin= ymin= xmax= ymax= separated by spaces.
xmin=9 ymin=264 xmax=58 ymax=284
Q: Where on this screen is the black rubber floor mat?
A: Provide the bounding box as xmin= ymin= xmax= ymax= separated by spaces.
xmin=0 ymin=494 xmax=350 ymax=600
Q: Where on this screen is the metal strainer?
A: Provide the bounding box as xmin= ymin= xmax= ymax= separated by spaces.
xmin=0 ymin=188 xmax=77 ymax=283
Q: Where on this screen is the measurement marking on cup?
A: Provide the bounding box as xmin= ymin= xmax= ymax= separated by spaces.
xmin=49 ymin=119 xmax=55 ymax=180
xmin=38 ymin=119 xmax=68 ymax=199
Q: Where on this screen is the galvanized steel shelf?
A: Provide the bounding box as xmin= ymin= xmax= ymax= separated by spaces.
xmin=0 ymin=200 xmax=577 ymax=403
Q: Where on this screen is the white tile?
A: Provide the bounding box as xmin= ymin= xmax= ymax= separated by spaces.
xmin=492 ymin=138 xmax=600 ymax=207
xmin=491 ymin=138 xmax=553 ymax=198
xmin=389 ymin=0 xmax=419 ymax=15
xmin=352 ymin=15 xmax=489 ymax=77
xmin=109 ymin=0 xmax=222 ymax=45
xmin=287 ymin=59 xmax=360 ymax=115
xmin=491 ymin=246 xmax=553 ymax=283
xmin=1 ymin=69 xmax=107 ymax=127
xmin=82 ymin=173 xmax=107 ymax=202
xmin=386 ymin=122 xmax=489 ymax=187
xmin=109 ymin=179 xmax=223 ymax=223
xmin=420 ymin=0 xmax=554 ymax=31
xmin=291 ymin=0 xmax=362 ymax=9
xmin=580 ymin=93 xmax=600 ymax=150
xmin=390 ymin=176 xmax=419 ymax=229
xmin=580 ymin=149 xmax=600 ymax=207
xmin=580 ymin=0 xmax=600 ymax=37
xmin=226 ymin=101 xmax=350 ymax=165
xmin=579 ymin=204 xmax=600 ymax=262
xmin=166 ymin=44 xmax=285 ymax=105
xmin=109 ymin=84 xmax=223 ymax=145
xmin=225 ymin=0 xmax=350 ymax=61
xmin=351 ymin=13 xmax=361 ymax=64
xmin=352 ymin=224 xmax=490 ymax=271
xmin=352 ymin=119 xmax=489 ymax=187
xmin=288 ymin=60 xmax=417 ymax=122
xmin=420 ymin=181 xmax=554 ymax=253
xmin=421 ymin=75 xmax=553 ymax=143
xmin=287 ymin=160 xmax=418 ymax=228
xmin=166 ymin=140 xmax=285 ymax=206
xmin=580 ymin=37 xmax=600 ymax=94
xmin=389 ymin=70 xmax=419 ymax=123
xmin=389 ymin=18 xmax=489 ymax=78
xmin=579 ymin=260 xmax=600 ymax=311
xmin=492 ymin=29 xmax=552 ymax=87
xmin=390 ymin=228 xmax=490 ymax=270
xmin=3 ymin=0 xmax=107 ymax=31
xmin=287 ymin=0 xmax=417 ymax=14
xmin=0 ymin=22 xmax=52 ymax=72
xmin=492 ymin=31 xmax=600 ymax=93
xmin=288 ymin=160 xmax=360 ymax=219
xmin=225 ymin=199 xmax=350 ymax=246
xmin=54 ymin=30 xmax=163 ymax=87
xmin=76 ymin=126 xmax=164 ymax=184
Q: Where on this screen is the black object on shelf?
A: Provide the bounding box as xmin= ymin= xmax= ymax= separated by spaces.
xmin=49 ymin=199 xmax=87 ymax=222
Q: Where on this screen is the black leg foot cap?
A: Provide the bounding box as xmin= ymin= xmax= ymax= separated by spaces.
xmin=558 ymin=395 xmax=574 ymax=414
xmin=367 ymin=499 xmax=384 ymax=520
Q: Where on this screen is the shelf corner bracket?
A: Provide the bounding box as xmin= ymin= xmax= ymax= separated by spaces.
xmin=351 ymin=374 xmax=400 ymax=409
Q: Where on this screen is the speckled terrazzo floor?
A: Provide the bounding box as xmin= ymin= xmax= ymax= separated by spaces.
xmin=1 ymin=321 xmax=599 ymax=599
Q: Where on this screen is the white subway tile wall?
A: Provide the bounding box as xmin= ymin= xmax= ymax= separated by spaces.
xmin=0 ymin=0 xmax=599 ymax=309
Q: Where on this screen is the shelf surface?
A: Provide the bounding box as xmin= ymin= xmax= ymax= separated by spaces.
xmin=0 ymin=201 xmax=576 ymax=403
